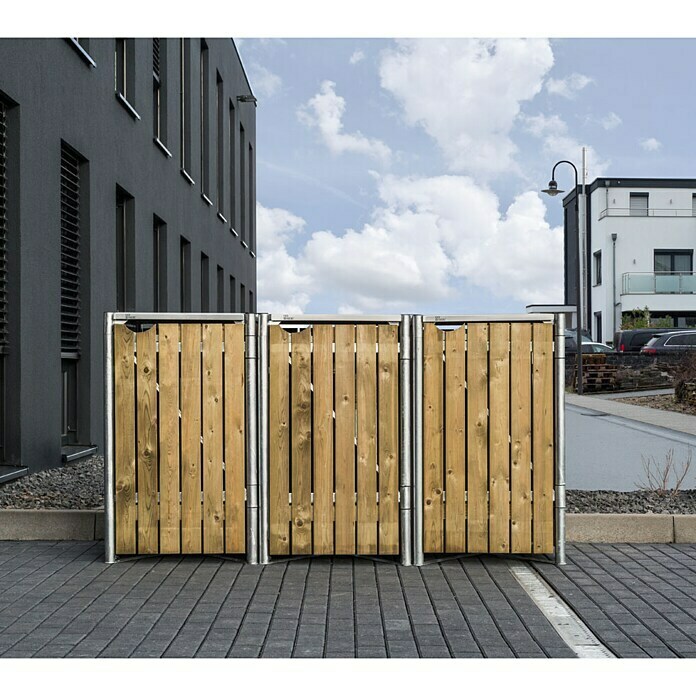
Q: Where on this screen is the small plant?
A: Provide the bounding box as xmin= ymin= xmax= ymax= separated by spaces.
xmin=635 ymin=448 xmax=692 ymax=498
xmin=621 ymin=306 xmax=674 ymax=330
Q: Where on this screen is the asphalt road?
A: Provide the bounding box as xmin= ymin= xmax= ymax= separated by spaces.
xmin=566 ymin=404 xmax=696 ymax=490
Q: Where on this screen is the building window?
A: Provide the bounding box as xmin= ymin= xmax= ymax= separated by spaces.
xmin=655 ymin=250 xmax=693 ymax=273
xmin=239 ymin=123 xmax=246 ymax=244
xmin=593 ymin=250 xmax=602 ymax=286
xmin=153 ymin=39 xmax=168 ymax=147
xmin=60 ymin=143 xmax=83 ymax=356
xmin=115 ymin=39 xmax=136 ymax=108
xmin=116 ymin=188 xmax=135 ymax=312
xmin=240 ymin=283 xmax=246 ymax=312
xmin=629 ymin=192 xmax=648 ymax=217
xmin=200 ymin=40 xmax=210 ymax=197
xmin=0 ymin=100 xmax=8 ymax=351
xmin=180 ymin=39 xmax=192 ymax=176
xmin=692 ymin=193 xmax=696 ymax=217
xmin=201 ymin=253 xmax=209 ymax=312
xmin=248 ymin=142 xmax=255 ymax=253
xmin=249 ymin=289 xmax=254 ymax=312
xmin=153 ymin=216 xmax=167 ymax=311
xmin=229 ymin=275 xmax=236 ymax=312
xmin=180 ymin=237 xmax=191 ymax=311
xmin=216 ymin=73 xmax=224 ymax=217
xmin=217 ymin=265 xmax=224 ymax=312
xmin=594 ymin=312 xmax=602 ymax=343
xmin=229 ymin=100 xmax=236 ymax=233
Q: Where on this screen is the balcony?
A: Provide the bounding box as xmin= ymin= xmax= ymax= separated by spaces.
xmin=599 ymin=208 xmax=696 ymax=219
xmin=622 ymin=272 xmax=696 ymax=295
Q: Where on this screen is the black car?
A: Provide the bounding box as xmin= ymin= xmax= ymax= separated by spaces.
xmin=641 ymin=330 xmax=696 ymax=355
xmin=564 ymin=330 xmax=593 ymax=354
xmin=613 ymin=328 xmax=677 ymax=353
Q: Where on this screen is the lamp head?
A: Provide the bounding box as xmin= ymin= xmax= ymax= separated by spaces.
xmin=541 ymin=179 xmax=564 ymax=197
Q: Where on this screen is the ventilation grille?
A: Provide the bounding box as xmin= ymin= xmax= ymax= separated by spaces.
xmin=0 ymin=102 xmax=7 ymax=348
xmin=153 ymin=38 xmax=161 ymax=80
xmin=60 ymin=144 xmax=80 ymax=355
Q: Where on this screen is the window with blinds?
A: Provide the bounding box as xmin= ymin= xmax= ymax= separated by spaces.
xmin=60 ymin=143 xmax=81 ymax=355
xmin=0 ymin=101 xmax=8 ymax=350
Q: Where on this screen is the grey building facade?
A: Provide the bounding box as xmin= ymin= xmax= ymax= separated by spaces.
xmin=0 ymin=38 xmax=256 ymax=480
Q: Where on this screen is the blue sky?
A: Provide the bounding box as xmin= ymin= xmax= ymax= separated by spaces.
xmin=237 ymin=38 xmax=691 ymax=315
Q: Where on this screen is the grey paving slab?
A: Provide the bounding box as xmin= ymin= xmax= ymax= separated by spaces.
xmin=534 ymin=543 xmax=696 ymax=658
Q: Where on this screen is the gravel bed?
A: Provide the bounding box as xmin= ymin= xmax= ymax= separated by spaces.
xmin=2 ymin=456 xmax=696 ymax=515
xmin=567 ymin=489 xmax=696 ymax=515
xmin=618 ymin=393 xmax=696 ymax=416
xmin=0 ymin=455 xmax=103 ymax=509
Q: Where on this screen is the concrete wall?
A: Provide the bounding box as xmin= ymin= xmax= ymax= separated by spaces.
xmin=0 ymin=38 xmax=256 ymax=474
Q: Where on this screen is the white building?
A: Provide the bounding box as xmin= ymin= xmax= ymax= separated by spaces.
xmin=563 ymin=178 xmax=696 ymax=344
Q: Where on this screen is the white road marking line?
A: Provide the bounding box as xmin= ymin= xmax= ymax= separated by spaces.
xmin=508 ymin=561 xmax=615 ymax=659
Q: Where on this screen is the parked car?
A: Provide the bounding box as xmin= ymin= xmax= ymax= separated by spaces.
xmin=580 ymin=342 xmax=615 ymax=354
xmin=564 ymin=330 xmax=593 ymax=354
xmin=612 ymin=328 xmax=677 ymax=353
xmin=641 ymin=330 xmax=696 ymax=355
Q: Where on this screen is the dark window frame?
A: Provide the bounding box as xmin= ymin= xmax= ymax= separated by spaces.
xmin=153 ymin=216 xmax=167 ymax=312
xmin=654 ymin=249 xmax=693 ymax=273
xmin=200 ymin=252 xmax=210 ymax=312
xmin=115 ymin=39 xmax=139 ymax=119
xmin=180 ymin=237 xmax=191 ymax=312
xmin=180 ymin=38 xmax=193 ymax=179
xmin=199 ymin=40 xmax=210 ymax=199
xmin=593 ymin=250 xmax=602 ymax=286
xmin=116 ymin=188 xmax=135 ymax=312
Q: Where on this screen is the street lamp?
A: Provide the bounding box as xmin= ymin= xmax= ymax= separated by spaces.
xmin=542 ymin=160 xmax=584 ymax=395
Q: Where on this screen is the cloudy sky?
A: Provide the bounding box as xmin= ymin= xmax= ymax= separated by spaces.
xmin=237 ymin=38 xmax=691 ymax=315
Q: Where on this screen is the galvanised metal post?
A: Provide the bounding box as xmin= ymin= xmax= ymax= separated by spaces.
xmin=258 ymin=314 xmax=270 ymax=564
xmin=104 ymin=313 xmax=116 ymax=564
xmin=399 ymin=315 xmax=413 ymax=566
xmin=412 ymin=315 xmax=424 ymax=566
xmin=245 ymin=314 xmax=259 ymax=564
xmin=554 ymin=313 xmax=567 ymax=566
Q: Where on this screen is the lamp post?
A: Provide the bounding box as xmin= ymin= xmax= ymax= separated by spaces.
xmin=542 ymin=161 xmax=584 ymax=395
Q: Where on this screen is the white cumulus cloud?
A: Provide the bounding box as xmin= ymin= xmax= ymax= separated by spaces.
xmin=379 ymin=39 xmax=554 ymax=178
xmin=600 ymin=112 xmax=622 ymax=130
xmin=248 ymin=63 xmax=282 ymax=98
xmin=546 ymin=73 xmax=593 ymax=99
xmin=349 ymin=50 xmax=365 ymax=65
xmin=640 ymin=137 xmax=662 ymax=152
xmin=298 ymin=80 xmax=391 ymax=164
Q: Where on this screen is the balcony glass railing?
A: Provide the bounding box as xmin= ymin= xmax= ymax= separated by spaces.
xmin=599 ymin=208 xmax=696 ymax=219
xmin=622 ymin=272 xmax=696 ymax=294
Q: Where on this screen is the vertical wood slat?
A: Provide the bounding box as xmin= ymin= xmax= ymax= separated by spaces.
xmin=158 ymin=323 xmax=180 ymax=554
xmin=181 ymin=323 xmax=202 ymax=554
xmin=114 ymin=324 xmax=136 ymax=555
xmin=313 ymin=324 xmax=334 ymax=555
xmin=444 ymin=326 xmax=466 ymax=553
xmin=269 ymin=326 xmax=290 ymax=555
xmin=533 ymin=322 xmax=555 ymax=553
xmin=378 ymin=325 xmax=399 ymax=555
xmin=510 ymin=323 xmax=532 ymax=553
xmin=423 ymin=323 xmax=443 ymax=554
xmin=202 ymin=323 xmax=224 ymax=553
xmin=357 ymin=325 xmax=378 ymax=554
xmin=136 ymin=326 xmax=158 ymax=554
xmin=489 ymin=323 xmax=510 ymax=553
xmin=224 ymin=323 xmax=246 ymax=554
xmin=334 ymin=324 xmax=356 ymax=555
xmin=291 ymin=329 xmax=312 ymax=554
xmin=467 ymin=322 xmax=489 ymax=553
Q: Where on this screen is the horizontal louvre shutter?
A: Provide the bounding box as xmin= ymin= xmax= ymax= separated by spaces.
xmin=0 ymin=101 xmax=7 ymax=348
xmin=153 ymin=38 xmax=160 ymax=81
xmin=60 ymin=144 xmax=80 ymax=355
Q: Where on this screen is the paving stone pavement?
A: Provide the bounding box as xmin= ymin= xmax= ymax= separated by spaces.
xmin=0 ymin=541 xmax=576 ymax=658
xmin=534 ymin=543 xmax=696 ymax=658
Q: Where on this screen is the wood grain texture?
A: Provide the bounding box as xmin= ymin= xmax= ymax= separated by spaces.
xmin=488 ymin=323 xmax=510 ymax=553
xmin=377 ymin=324 xmax=399 ymax=555
xmin=510 ymin=323 xmax=532 ymax=553
xmin=291 ymin=329 xmax=312 ymax=554
xmin=334 ymin=324 xmax=356 ymax=555
xmin=224 ymin=323 xmax=245 ymax=554
xmin=312 ymin=324 xmax=334 ymax=555
xmin=181 ymin=323 xmax=202 ymax=554
xmin=269 ymin=326 xmax=290 ymax=555
xmin=423 ymin=323 xmax=444 ymax=554
xmin=357 ymin=325 xmax=378 ymax=554
xmin=533 ymin=322 xmax=554 ymax=554
xmin=444 ymin=326 xmax=466 ymax=553
xmin=114 ymin=324 xmax=136 ymax=555
xmin=158 ymin=323 xmax=180 ymax=554
xmin=136 ymin=326 xmax=158 ymax=554
xmin=467 ymin=323 xmax=489 ymax=554
xmin=202 ymin=323 xmax=224 ymax=553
